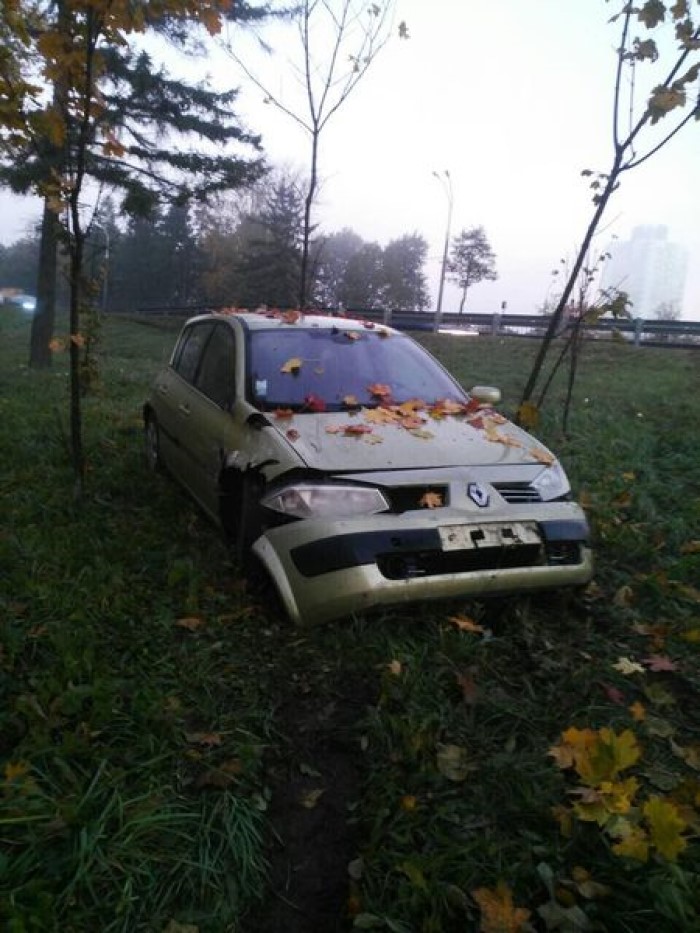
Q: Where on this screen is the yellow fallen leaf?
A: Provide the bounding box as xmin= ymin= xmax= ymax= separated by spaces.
xmin=613 ymin=657 xmax=645 ymax=675
xmin=448 ymin=613 xmax=484 ymax=634
xmin=644 ymin=796 xmax=688 ymax=861
xmin=387 ymin=659 xmax=402 ymax=676
xmin=280 ymin=357 xmax=302 ymax=373
xmin=176 ymin=616 xmax=206 ymax=632
xmin=471 ymin=880 xmax=531 ymax=933
xmin=629 ymin=701 xmax=646 ymax=722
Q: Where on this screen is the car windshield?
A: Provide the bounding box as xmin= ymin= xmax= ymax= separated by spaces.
xmin=248 ymin=327 xmax=468 ymax=411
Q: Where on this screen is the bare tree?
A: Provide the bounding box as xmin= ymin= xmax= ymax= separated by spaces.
xmin=518 ymin=1 xmax=700 ymax=425
xmin=224 ymin=0 xmax=407 ymax=307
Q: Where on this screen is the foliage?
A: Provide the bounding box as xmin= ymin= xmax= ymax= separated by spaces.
xmin=447 ymin=226 xmax=498 ymax=314
xmin=382 ymin=233 xmax=430 ymax=312
xmin=224 ymin=0 xmax=406 ymax=306
xmin=2 ymin=312 xmax=700 ymax=930
xmin=520 ymin=0 xmax=700 ymax=424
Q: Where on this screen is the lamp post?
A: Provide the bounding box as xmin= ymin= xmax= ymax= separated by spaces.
xmin=432 ymin=169 xmax=453 ymax=333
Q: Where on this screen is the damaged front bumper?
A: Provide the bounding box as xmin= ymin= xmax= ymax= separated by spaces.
xmin=252 ymin=502 xmax=593 ymax=625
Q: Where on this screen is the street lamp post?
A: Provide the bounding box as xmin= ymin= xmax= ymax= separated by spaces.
xmin=432 ymin=169 xmax=453 ymax=333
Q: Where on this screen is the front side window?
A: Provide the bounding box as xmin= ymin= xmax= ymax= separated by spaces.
xmin=172 ymin=323 xmax=216 ymax=385
xmin=195 ymin=325 xmax=236 ymax=409
xmin=248 ymin=328 xmax=467 ymax=411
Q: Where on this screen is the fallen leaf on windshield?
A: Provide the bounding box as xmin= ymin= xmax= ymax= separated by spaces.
xmin=368 ymin=382 xmax=392 ymax=397
xmin=345 ymin=331 xmax=360 ymax=341
xmin=397 ymin=399 xmax=426 ymax=415
xmin=343 ymin=394 xmax=359 ymax=407
xmin=530 ymin=447 xmax=555 ymax=465
xmin=409 ymin=428 xmax=434 ymax=440
xmin=273 ymin=408 xmax=294 ymax=419
xmin=419 ymin=491 xmax=443 ymax=509
xmin=364 ymin=434 xmax=384 ymax=444
xmin=280 ymin=357 xmax=302 ymax=374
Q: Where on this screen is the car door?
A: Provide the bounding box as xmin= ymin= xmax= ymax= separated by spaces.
xmin=153 ymin=320 xmax=217 ymax=478
xmin=174 ymin=322 xmax=241 ymax=521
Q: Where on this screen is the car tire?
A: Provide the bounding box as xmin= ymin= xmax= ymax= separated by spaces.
xmin=145 ymin=414 xmax=163 ymax=473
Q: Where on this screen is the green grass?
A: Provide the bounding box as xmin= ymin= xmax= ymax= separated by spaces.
xmin=2 ymin=311 xmax=699 ymax=931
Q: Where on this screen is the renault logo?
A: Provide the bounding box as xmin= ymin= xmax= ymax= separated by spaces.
xmin=467 ymin=482 xmax=490 ymax=508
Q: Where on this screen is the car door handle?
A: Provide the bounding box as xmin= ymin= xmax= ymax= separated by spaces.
xmin=178 ymin=403 xmax=191 ymax=416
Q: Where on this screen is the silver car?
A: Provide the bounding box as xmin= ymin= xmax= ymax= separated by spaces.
xmin=144 ymin=310 xmax=592 ymax=624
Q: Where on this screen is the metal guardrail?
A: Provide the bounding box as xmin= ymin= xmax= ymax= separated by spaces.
xmin=131 ymin=305 xmax=700 ymax=347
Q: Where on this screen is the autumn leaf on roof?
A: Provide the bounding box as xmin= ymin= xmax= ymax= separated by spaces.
xmin=281 ymin=309 xmax=301 ymax=324
xmin=280 ymin=357 xmax=302 ymax=374
xmin=345 ymin=331 xmax=360 ymax=341
xmin=419 ymin=491 xmax=443 ymax=509
xmin=432 ymin=398 xmax=465 ymax=416
xmin=377 ymin=328 xmax=390 ymax=338
xmin=362 ymin=320 xmax=375 ymax=329
xmin=367 ymin=382 xmax=392 ymax=398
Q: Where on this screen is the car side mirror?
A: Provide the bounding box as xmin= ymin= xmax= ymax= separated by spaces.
xmin=470 ymin=385 xmax=501 ymax=405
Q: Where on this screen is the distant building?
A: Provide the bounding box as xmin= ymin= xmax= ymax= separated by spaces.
xmin=600 ymin=225 xmax=688 ymax=319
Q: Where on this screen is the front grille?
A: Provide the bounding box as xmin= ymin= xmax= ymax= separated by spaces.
xmin=377 ymin=542 xmax=543 ymax=580
xmin=493 ymin=481 xmax=542 ymax=504
xmin=383 ymin=486 xmax=449 ymax=513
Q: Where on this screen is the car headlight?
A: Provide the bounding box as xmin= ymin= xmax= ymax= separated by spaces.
xmin=531 ymin=461 xmax=571 ymax=501
xmin=262 ymin=483 xmax=390 ymax=519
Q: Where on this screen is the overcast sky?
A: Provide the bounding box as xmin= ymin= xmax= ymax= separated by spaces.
xmin=2 ymin=0 xmax=698 ymax=318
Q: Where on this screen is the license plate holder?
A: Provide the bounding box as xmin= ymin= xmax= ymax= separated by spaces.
xmin=438 ymin=521 xmax=541 ymax=552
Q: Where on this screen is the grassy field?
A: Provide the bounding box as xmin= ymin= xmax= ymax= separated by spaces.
xmin=1 ymin=309 xmax=699 ymax=932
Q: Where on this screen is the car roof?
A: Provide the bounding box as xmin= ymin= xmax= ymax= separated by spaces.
xmin=184 ymin=309 xmax=399 ymax=335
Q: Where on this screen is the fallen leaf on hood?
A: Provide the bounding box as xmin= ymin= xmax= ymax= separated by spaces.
xmin=286 ymin=429 xmax=300 ymax=441
xmin=530 ymin=447 xmax=555 ymax=466
xmin=409 ymin=428 xmax=434 ymax=440
xmin=343 ymin=423 xmax=373 ymax=436
xmin=364 ymin=406 xmax=400 ymax=424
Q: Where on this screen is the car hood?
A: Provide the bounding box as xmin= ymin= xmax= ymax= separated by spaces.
xmin=268 ymin=410 xmax=553 ymax=472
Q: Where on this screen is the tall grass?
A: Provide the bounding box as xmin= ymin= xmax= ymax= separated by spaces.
xmin=2 ymin=310 xmax=699 ymax=931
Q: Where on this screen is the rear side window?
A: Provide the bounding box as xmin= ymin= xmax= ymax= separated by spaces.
xmin=172 ymin=323 xmax=215 ymax=385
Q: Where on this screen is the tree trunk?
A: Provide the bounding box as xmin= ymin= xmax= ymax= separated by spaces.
xmin=298 ymin=128 xmax=319 ymax=309
xmin=29 ymin=201 xmax=59 ymax=369
xmin=459 ymin=286 xmax=467 ymax=315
